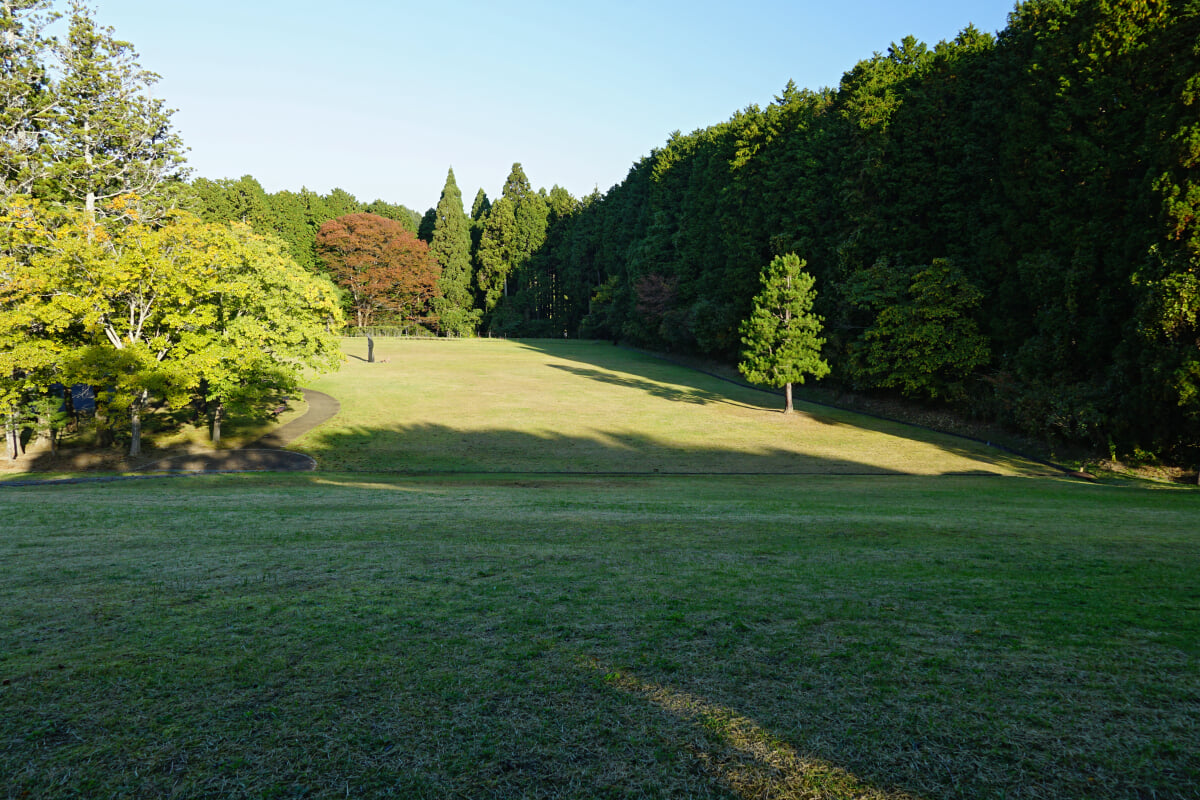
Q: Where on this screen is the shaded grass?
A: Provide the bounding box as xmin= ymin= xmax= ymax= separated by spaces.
xmin=2 ymin=473 xmax=1197 ymax=798
xmin=298 ymin=339 xmax=1047 ymax=476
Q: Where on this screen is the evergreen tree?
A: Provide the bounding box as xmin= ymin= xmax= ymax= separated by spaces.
xmin=739 ymin=254 xmax=829 ymax=413
xmin=0 ymin=0 xmax=56 ymax=197
xmin=479 ymin=163 xmax=549 ymax=329
xmin=429 ymin=167 xmax=479 ymax=335
xmin=468 ymin=187 xmax=490 ymax=270
xmin=417 ymin=207 xmax=436 ymax=243
xmin=470 ymin=188 xmax=490 ymax=221
xmin=846 ymin=258 xmax=990 ymax=400
xmin=475 ymin=196 xmax=516 ymax=312
xmin=49 ymin=0 xmax=187 ymax=217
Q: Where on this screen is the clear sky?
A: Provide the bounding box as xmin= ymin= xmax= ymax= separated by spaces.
xmin=83 ymin=0 xmax=1018 ymax=212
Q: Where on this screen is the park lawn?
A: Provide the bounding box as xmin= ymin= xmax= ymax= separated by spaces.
xmin=295 ymin=338 xmax=1048 ymax=476
xmin=0 ymin=473 xmax=1196 ymax=799
xmin=2 ymin=339 xmax=1196 ymax=798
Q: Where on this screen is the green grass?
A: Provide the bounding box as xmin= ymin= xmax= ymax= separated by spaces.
xmin=1 ymin=340 xmax=1196 ymax=799
xmin=298 ymin=339 xmax=1045 ymax=476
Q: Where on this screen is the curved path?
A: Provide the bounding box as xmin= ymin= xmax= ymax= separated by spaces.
xmin=134 ymin=388 xmax=340 ymax=474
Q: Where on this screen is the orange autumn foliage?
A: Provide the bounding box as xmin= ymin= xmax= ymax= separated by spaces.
xmin=316 ymin=213 xmax=441 ymax=328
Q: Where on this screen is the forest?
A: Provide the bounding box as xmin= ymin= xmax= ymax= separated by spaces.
xmin=4 ymin=0 xmax=1200 ymax=463
xmin=192 ymin=1 xmax=1200 ymax=464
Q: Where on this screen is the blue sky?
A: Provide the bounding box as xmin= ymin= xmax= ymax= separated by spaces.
xmin=86 ymin=0 xmax=1018 ymax=211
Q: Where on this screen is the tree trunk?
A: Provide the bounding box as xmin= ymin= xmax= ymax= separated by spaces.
xmin=5 ymin=409 xmax=21 ymax=460
xmin=367 ymin=335 xmax=375 ymax=363
xmin=63 ymin=388 xmax=77 ymax=432
xmin=211 ymin=402 xmax=223 ymax=444
xmin=129 ymin=406 xmax=141 ymax=457
xmin=129 ymin=390 xmax=147 ymax=457
xmin=32 ymin=410 xmax=50 ymax=450
xmin=784 ymin=383 xmax=794 ymax=414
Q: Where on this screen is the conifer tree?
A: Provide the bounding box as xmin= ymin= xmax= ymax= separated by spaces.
xmin=429 ymin=167 xmax=478 ymax=335
xmin=417 ymin=207 xmax=436 ymax=243
xmin=469 ymin=187 xmax=490 ymax=268
xmin=739 ymin=254 xmax=829 ymax=413
xmin=476 ymin=163 xmax=549 ymax=320
xmin=1 ymin=0 xmax=56 ymax=197
xmin=475 ymin=196 xmax=516 ymax=312
xmin=49 ymin=0 xmax=187 ymax=217
xmin=470 ymin=188 xmax=490 ymax=221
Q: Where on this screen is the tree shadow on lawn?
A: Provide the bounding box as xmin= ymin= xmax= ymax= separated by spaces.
xmin=297 ymin=421 xmax=1013 ymax=476
xmin=513 ymin=340 xmax=1055 ymax=476
xmin=544 ymin=363 xmax=761 ymax=410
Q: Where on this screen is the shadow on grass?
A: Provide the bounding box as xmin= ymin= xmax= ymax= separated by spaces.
xmin=2 ymin=470 xmax=1195 ymax=797
xmin=296 ymin=421 xmax=921 ymax=475
xmin=544 ymin=363 xmax=760 ymax=410
xmin=513 ymin=339 xmax=1053 ymax=476
xmin=581 ymin=656 xmax=930 ymax=800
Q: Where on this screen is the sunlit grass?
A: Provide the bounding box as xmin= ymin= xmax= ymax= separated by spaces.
xmin=300 ymin=338 xmax=1045 ymax=476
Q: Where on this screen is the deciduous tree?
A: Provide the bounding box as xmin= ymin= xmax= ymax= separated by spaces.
xmin=316 ymin=212 xmax=441 ymax=329
xmin=4 ymin=202 xmax=342 ymax=455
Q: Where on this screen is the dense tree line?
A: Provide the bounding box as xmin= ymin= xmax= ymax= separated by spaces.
xmin=7 ymin=0 xmax=1197 ymax=462
xmin=187 ymin=175 xmax=420 ymax=273
xmin=484 ymin=0 xmax=1200 ymax=462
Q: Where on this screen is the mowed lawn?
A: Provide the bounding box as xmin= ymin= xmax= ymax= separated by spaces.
xmin=296 ymin=338 xmax=1046 ymax=476
xmin=1 ymin=340 xmax=1197 ymax=799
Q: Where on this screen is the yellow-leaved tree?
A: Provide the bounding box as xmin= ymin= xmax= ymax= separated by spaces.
xmin=2 ymin=198 xmax=343 ymax=457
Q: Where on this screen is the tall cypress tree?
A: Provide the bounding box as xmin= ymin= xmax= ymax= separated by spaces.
xmin=430 ymin=167 xmax=479 ymax=335
xmin=481 ymin=162 xmax=548 ymax=328
xmin=470 ymin=188 xmax=491 ymax=221
xmin=475 ymin=195 xmax=516 ymax=312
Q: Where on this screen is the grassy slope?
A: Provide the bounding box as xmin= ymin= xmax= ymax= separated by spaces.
xmin=298 ymin=339 xmax=1046 ymax=476
xmin=1 ymin=340 xmax=1196 ymax=799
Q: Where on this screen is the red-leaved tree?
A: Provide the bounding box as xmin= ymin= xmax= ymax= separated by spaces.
xmin=316 ymin=213 xmax=442 ymax=328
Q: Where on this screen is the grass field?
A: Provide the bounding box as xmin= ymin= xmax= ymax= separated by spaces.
xmin=295 ymin=338 xmax=1046 ymax=476
xmin=1 ymin=340 xmax=1197 ymax=799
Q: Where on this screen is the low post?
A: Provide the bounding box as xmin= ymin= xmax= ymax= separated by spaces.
xmin=367 ymin=335 xmax=375 ymax=363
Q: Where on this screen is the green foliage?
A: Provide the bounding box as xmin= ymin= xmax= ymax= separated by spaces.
xmin=2 ymin=200 xmax=343 ymax=455
xmin=738 ymin=254 xmax=829 ymax=411
xmin=417 ymin=207 xmax=436 ymax=243
xmin=186 ymin=180 xmax=421 ymax=273
xmin=510 ymin=0 xmax=1199 ymax=461
xmin=429 ymin=168 xmax=480 ymax=335
xmin=846 ymin=258 xmax=990 ymax=400
xmin=0 ymin=0 xmax=57 ymax=198
xmin=475 ymin=164 xmax=551 ymax=328
xmin=475 ymin=196 xmax=516 ymax=313
xmin=48 ymin=0 xmax=187 ymax=217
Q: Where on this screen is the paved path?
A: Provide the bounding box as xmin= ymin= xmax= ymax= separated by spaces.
xmin=133 ymin=388 xmax=340 ymax=474
xmin=248 ymin=389 xmax=339 ymax=448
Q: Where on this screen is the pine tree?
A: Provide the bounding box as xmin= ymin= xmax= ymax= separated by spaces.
xmin=1 ymin=0 xmax=56 ymax=197
xmin=49 ymin=0 xmax=187 ymax=217
xmin=739 ymin=254 xmax=829 ymax=413
xmin=429 ymin=167 xmax=478 ymax=335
